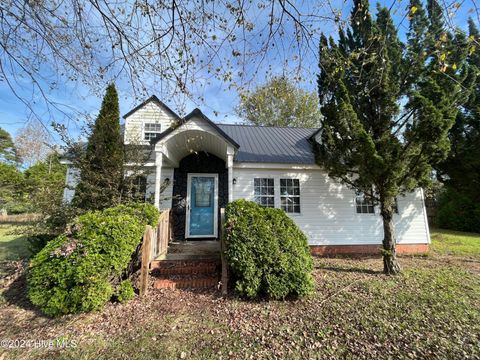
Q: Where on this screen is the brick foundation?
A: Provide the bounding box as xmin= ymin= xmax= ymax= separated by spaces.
xmin=310 ymin=244 xmax=429 ymax=256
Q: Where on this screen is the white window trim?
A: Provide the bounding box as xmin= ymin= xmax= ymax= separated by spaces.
xmin=253 ymin=178 xmax=275 ymax=208
xmin=354 ymin=190 xmax=376 ymax=215
xmin=353 ymin=191 xmax=401 ymax=216
xmin=280 ymin=178 xmax=301 ymax=215
xmin=251 ymin=177 xmax=302 ymax=215
xmin=142 ymin=122 xmax=162 ymax=142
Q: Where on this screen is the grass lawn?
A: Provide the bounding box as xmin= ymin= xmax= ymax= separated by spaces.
xmin=0 ymin=228 xmax=479 ymax=359
xmin=0 ymin=224 xmax=30 ymax=262
xmin=431 ymin=228 xmax=480 ymax=257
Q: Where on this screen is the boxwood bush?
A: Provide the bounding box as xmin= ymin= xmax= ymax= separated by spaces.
xmin=27 ymin=203 xmax=159 ymax=317
xmin=224 ymin=199 xmax=314 ymax=300
xmin=116 ymin=280 xmax=135 ymax=303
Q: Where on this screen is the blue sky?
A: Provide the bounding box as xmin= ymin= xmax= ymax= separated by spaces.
xmin=0 ymin=0 xmax=475 ymax=145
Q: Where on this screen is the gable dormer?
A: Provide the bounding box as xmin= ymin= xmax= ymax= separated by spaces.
xmin=123 ymin=95 xmax=181 ymax=145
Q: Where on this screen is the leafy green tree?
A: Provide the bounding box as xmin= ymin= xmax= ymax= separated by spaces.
xmin=0 ymin=162 xmax=25 ymax=214
xmin=236 ymin=76 xmax=321 ymax=127
xmin=315 ymin=0 xmax=472 ymax=274
xmin=0 ymin=127 xmax=18 ymax=164
xmin=73 ymin=84 xmax=124 ymax=210
xmin=24 ymin=153 xmax=66 ymax=212
xmin=0 ymin=127 xmax=25 ymax=213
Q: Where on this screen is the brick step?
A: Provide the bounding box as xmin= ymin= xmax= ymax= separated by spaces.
xmin=150 ymin=259 xmax=220 ymax=276
xmin=153 ymin=274 xmax=219 ymax=290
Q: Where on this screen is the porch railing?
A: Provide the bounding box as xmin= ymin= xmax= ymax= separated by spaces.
xmin=139 ymin=209 xmax=172 ymax=296
xmin=151 ymin=209 xmax=172 ymax=260
xmin=219 ymin=208 xmax=228 ymax=296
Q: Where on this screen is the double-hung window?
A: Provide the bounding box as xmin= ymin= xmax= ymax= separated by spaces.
xmin=143 ymin=123 xmax=162 ymax=141
xmin=253 ymin=178 xmax=275 ymax=208
xmin=355 ymin=190 xmax=375 ymax=214
xmin=280 ymin=179 xmax=301 ymax=213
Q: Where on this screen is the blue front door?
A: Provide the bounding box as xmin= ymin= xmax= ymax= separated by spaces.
xmin=188 ymin=175 xmax=217 ymax=237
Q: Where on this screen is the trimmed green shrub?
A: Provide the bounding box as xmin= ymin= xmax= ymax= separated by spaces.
xmin=103 ymin=203 xmax=160 ymax=228
xmin=224 ymin=199 xmax=314 ymax=300
xmin=27 ymin=203 xmax=159 ymax=317
xmin=437 ymin=188 xmax=480 ymax=232
xmin=27 ymin=233 xmax=56 ymax=256
xmin=116 ymin=280 xmax=135 ymax=303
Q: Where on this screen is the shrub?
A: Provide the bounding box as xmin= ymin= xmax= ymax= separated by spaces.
xmin=116 ymin=280 xmax=135 ymax=303
xmin=27 ymin=234 xmax=56 ymax=256
xmin=437 ymin=188 xmax=480 ymax=233
xmin=27 ymin=203 xmax=159 ymax=317
xmin=103 ymin=203 xmax=160 ymax=228
xmin=224 ymin=199 xmax=314 ymax=300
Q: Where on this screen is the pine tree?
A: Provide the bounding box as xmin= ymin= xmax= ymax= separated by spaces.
xmin=316 ymin=0 xmax=473 ymax=274
xmin=435 ymin=18 xmax=480 ymax=231
xmin=0 ymin=127 xmax=18 ymax=164
xmin=437 ymin=19 xmax=480 ymax=195
xmin=74 ymin=84 xmax=124 ymax=210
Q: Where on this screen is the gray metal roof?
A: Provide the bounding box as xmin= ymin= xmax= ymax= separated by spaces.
xmin=217 ymin=124 xmax=318 ymax=164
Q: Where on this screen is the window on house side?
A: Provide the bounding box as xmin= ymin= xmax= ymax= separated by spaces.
xmin=143 ymin=123 xmax=162 ymax=141
xmin=355 ymin=190 xmax=375 ymax=214
xmin=253 ymin=178 xmax=275 ymax=208
xmin=280 ymin=179 xmax=301 ymax=213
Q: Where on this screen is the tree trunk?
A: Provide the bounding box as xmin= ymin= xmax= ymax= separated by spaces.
xmin=380 ymin=198 xmax=401 ymax=275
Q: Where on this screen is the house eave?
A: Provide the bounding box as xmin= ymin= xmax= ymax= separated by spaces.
xmin=122 ymin=95 xmax=182 ymax=121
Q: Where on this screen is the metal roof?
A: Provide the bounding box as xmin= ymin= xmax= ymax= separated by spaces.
xmin=217 ymin=124 xmax=318 ymax=164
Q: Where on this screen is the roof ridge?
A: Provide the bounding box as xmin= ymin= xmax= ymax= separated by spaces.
xmin=123 ymin=95 xmax=181 ymax=120
xmin=216 ymin=123 xmax=319 ymax=130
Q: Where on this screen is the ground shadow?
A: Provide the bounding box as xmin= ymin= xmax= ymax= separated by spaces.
xmin=317 ymin=266 xmax=381 ymax=275
xmin=2 ymin=269 xmax=48 ymax=318
xmin=0 ymin=235 xmax=31 ymax=261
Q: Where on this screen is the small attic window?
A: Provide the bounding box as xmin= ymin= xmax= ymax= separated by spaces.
xmin=143 ymin=123 xmax=162 ymax=141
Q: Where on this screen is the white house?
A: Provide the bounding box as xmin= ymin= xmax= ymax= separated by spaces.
xmin=62 ymin=95 xmax=430 ymax=255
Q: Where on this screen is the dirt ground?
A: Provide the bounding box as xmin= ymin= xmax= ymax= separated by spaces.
xmin=1 ymin=253 xmax=479 ymax=359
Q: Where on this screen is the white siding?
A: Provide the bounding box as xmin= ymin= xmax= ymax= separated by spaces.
xmin=124 ymin=101 xmax=177 ymax=144
xmin=63 ymin=165 xmax=174 ymax=209
xmin=63 ymin=166 xmax=80 ymax=203
xmin=231 ymin=167 xmax=430 ymax=246
xmin=147 ymin=167 xmax=174 ymax=209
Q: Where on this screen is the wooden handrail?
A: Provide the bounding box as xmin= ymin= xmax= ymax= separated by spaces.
xmin=139 ymin=209 xmax=172 ymax=296
xmin=220 ymin=208 xmax=228 ymax=296
xmin=151 ymin=209 xmax=171 ymax=260
xmin=139 ymin=225 xmax=153 ymax=297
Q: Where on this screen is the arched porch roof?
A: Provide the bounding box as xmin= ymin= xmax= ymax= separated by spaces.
xmin=153 ymin=108 xmax=238 ymax=167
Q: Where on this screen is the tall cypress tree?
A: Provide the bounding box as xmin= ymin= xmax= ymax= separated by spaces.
xmin=74 ymin=84 xmax=124 ymax=210
xmin=316 ymin=0 xmax=473 ymax=274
